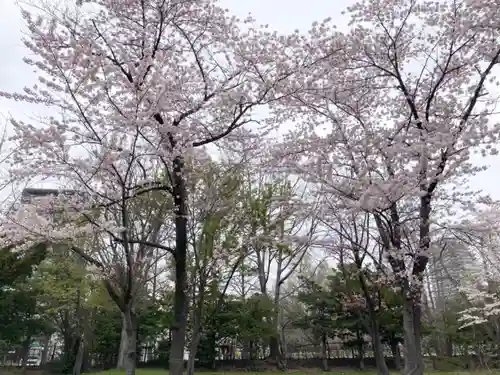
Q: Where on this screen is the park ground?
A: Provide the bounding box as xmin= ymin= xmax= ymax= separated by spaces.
xmin=3 ymin=370 xmax=500 ymax=375
xmin=92 ymin=370 xmax=500 ymax=375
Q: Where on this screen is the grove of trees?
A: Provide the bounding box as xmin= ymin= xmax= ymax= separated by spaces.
xmin=1 ymin=0 xmax=500 ymax=375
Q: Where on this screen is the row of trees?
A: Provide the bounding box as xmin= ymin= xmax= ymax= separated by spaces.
xmin=1 ymin=0 xmax=500 ymax=375
xmin=2 ymin=176 xmax=500 ymax=375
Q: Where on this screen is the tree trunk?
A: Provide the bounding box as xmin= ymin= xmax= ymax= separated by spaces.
xmin=117 ymin=323 xmax=127 ymax=368
xmin=358 ymin=343 xmax=365 ymax=370
xmin=187 ymin=308 xmax=202 ymax=375
xmin=278 ymin=322 xmax=287 ymax=370
xmin=50 ymin=344 xmax=56 ymax=361
xmin=72 ymin=338 xmax=84 ymax=375
xmin=122 ymin=308 xmax=138 ymax=375
xmin=269 ymin=336 xmax=279 ymax=360
xmin=321 ymin=333 xmax=328 ymax=372
xmin=391 ymin=340 xmax=402 ymax=370
xmin=445 ymin=336 xmax=453 ymax=357
xmin=270 ymin=277 xmax=286 ymax=370
xmin=187 ymin=332 xmax=200 ymax=375
xmin=169 ymin=155 xmax=189 ymax=375
xmin=370 ymin=320 xmax=390 ymax=375
xmin=403 ymin=297 xmax=424 ymax=375
xmin=40 ymin=334 xmax=51 ymax=367
xmin=354 ymin=263 xmax=389 ymax=375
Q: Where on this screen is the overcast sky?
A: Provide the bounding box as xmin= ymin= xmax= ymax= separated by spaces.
xmin=1 ymin=0 xmax=500 ymax=200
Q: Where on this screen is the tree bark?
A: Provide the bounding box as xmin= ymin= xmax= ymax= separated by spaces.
xmin=117 ymin=323 xmax=127 ymax=368
xmin=169 ymin=155 xmax=189 ymax=375
xmin=40 ymin=334 xmax=51 ymax=367
xmin=187 ymin=331 xmax=201 ymax=375
xmin=370 ymin=319 xmax=390 ymax=375
xmin=187 ymin=306 xmax=202 ymax=375
xmin=50 ymin=344 xmax=56 ymax=361
xmin=403 ymin=297 xmax=424 ymax=375
xmin=271 ymin=268 xmax=286 ymax=370
xmin=72 ymin=338 xmax=84 ymax=375
xmin=321 ymin=333 xmax=329 ymax=372
xmin=122 ymin=308 xmax=138 ymax=375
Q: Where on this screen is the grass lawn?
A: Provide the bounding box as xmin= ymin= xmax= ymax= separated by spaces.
xmin=95 ymin=370 xmax=500 ymax=375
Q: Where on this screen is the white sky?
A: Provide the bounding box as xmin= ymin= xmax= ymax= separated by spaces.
xmin=1 ymin=0 xmax=500 ymax=200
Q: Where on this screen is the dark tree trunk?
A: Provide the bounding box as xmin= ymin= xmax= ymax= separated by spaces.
xmin=269 ymin=336 xmax=279 ymax=360
xmin=270 ymin=335 xmax=286 ymax=370
xmin=321 ymin=333 xmax=328 ymax=372
xmin=169 ymin=155 xmax=189 ymax=375
xmin=370 ymin=320 xmax=390 ymax=375
xmin=50 ymin=344 xmax=56 ymax=361
xmin=72 ymin=338 xmax=84 ymax=375
xmin=445 ymin=336 xmax=453 ymax=357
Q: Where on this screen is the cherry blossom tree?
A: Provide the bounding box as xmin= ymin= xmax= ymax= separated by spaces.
xmin=456 ymin=205 xmax=500 ymax=333
xmin=0 ymin=1 xmax=307 ymax=375
xmin=270 ymin=0 xmax=500 ymax=373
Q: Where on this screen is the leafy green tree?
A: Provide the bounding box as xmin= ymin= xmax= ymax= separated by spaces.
xmin=378 ymin=285 xmax=404 ymax=369
xmin=327 ymin=267 xmax=370 ymax=370
xmin=198 ymin=294 xmax=275 ymax=365
xmin=0 ymin=243 xmax=48 ymax=368
xmin=0 ymin=243 xmax=47 ymax=287
xmin=296 ymin=277 xmax=339 ymax=371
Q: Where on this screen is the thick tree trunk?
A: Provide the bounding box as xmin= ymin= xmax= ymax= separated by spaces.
xmin=403 ymin=297 xmax=424 ymax=375
xmin=119 ymin=308 xmax=137 ymax=375
xmin=169 ymin=155 xmax=189 ymax=375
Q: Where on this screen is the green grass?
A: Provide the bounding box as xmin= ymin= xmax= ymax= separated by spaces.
xmin=95 ymin=369 xmax=500 ymax=375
